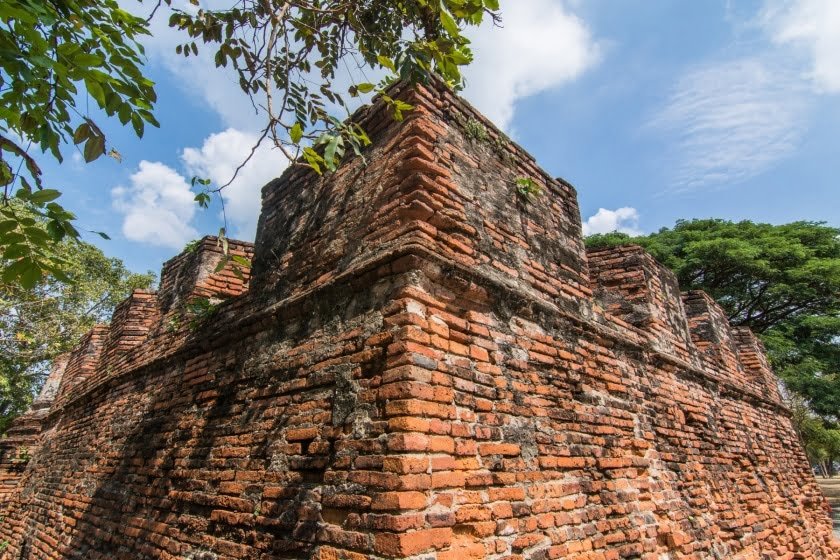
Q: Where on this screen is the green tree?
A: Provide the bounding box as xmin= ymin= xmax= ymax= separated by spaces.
xmin=586 ymin=219 xmax=840 ymax=436
xmin=1 ymin=0 xmax=500 ymax=287
xmin=0 ymin=0 xmax=158 ymax=287
xmin=0 ymin=203 xmax=153 ymax=433
xmin=787 ymin=392 xmax=840 ymax=476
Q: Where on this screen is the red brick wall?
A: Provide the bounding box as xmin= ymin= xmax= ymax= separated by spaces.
xmin=0 ymin=81 xmax=835 ymax=560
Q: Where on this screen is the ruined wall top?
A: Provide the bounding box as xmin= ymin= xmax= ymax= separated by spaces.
xmin=32 ymin=79 xmax=783 ymax=423
xmin=1 ymin=78 xmax=829 ymax=560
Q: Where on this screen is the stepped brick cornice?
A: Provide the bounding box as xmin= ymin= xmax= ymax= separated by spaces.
xmin=0 ymin=79 xmax=836 ymax=560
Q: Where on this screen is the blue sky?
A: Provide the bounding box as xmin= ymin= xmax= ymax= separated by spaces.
xmin=38 ymin=0 xmax=840 ymax=277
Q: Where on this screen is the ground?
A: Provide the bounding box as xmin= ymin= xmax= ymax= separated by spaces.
xmin=817 ymin=477 xmax=840 ymax=537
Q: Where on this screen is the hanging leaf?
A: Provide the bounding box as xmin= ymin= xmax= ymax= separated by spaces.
xmin=83 ymin=134 xmax=106 ymax=162
xmin=29 ymin=189 xmax=62 ymax=204
xmin=290 ymin=122 xmax=304 ymax=144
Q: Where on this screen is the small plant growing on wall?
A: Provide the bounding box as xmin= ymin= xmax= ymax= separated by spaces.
xmin=463 ymin=117 xmax=489 ymax=142
xmin=184 ymin=297 xmax=220 ymax=331
xmin=514 ymin=177 xmax=542 ymax=201
xmin=182 ymin=239 xmax=201 ymax=254
xmin=15 ymin=446 xmax=30 ymax=463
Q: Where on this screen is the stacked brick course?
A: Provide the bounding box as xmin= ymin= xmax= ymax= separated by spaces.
xmin=0 ymin=81 xmax=836 ymax=559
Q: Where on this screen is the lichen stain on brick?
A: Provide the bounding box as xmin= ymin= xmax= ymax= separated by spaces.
xmin=0 ymin=80 xmax=837 ymax=559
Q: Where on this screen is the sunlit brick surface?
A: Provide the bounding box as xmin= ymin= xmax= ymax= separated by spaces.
xmin=1 ymin=82 xmax=836 ymax=559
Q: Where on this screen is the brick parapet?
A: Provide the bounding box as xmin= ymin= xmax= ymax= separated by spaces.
xmin=53 ymin=324 xmax=110 ymax=404
xmin=251 ymin=80 xmax=589 ymax=314
xmin=586 ymin=244 xmax=784 ymax=406
xmin=680 ymin=290 xmax=784 ymax=403
xmin=0 ymin=357 xmax=68 ymax=500
xmin=587 ymin=244 xmax=697 ymax=363
xmin=732 ymin=325 xmax=784 ymax=403
xmin=102 ymin=289 xmax=159 ymax=360
xmin=157 ymin=236 xmax=253 ymax=314
xmin=0 ymin=79 xmax=834 ymax=559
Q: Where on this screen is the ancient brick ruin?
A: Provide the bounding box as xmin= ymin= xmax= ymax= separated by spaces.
xmin=1 ymin=81 xmax=838 ymax=559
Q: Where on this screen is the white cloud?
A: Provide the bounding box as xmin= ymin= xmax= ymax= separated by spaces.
xmin=761 ymin=0 xmax=840 ymax=92
xmin=464 ymin=0 xmax=600 ymax=129
xmin=112 ymin=160 xmax=198 ymax=249
xmin=649 ymin=58 xmax=807 ymax=191
xmin=182 ymin=128 xmax=286 ymax=240
xmin=582 ymin=207 xmax=642 ymax=236
xmin=111 ymin=129 xmax=284 ymax=248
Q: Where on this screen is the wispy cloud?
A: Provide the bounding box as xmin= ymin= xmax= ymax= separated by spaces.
xmin=650 ymin=58 xmax=808 ymax=191
xmin=648 ymin=0 xmax=840 ymax=192
xmin=582 ymin=207 xmax=642 ymax=236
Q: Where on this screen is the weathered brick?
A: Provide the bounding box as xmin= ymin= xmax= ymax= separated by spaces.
xmin=0 ymin=78 xmax=833 ymax=560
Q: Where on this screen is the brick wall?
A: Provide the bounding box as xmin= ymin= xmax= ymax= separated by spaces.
xmin=0 ymin=80 xmax=836 ymax=560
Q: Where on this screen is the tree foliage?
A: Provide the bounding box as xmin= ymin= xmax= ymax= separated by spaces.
xmin=171 ymin=0 xmax=499 ymax=182
xmin=1 ymin=0 xmax=500 ymax=289
xmin=586 ymin=219 xmax=840 ymax=449
xmin=0 ymin=202 xmax=153 ymax=433
xmin=587 ymin=220 xmax=840 ymax=333
xmin=789 ymin=393 xmax=840 ymax=476
xmin=0 ymin=0 xmax=158 ymax=287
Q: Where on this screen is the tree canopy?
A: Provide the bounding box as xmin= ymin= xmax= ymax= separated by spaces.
xmin=0 ymin=0 xmax=158 ymax=287
xmin=586 ymin=219 xmax=840 ymax=469
xmin=170 ymin=0 xmax=499 ymax=175
xmin=586 ymin=220 xmax=840 ymax=333
xmin=0 ymin=202 xmax=153 ymax=433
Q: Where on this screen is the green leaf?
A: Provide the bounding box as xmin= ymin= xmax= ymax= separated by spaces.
xmin=356 ymin=82 xmax=375 ymax=94
xmin=2 ymin=259 xmax=29 ymax=284
xmin=118 ymin=104 xmax=131 ymax=125
xmin=84 ymin=78 xmax=106 ymax=107
xmin=83 ymin=134 xmax=106 ymax=162
xmin=302 ymin=147 xmax=323 ymax=174
xmin=94 ymin=231 xmax=111 ymax=240
xmin=0 ymin=161 xmax=12 ymax=187
xmin=194 ymin=193 xmax=211 ymax=208
xmin=439 ymin=7 xmax=459 ymax=36
xmin=74 ymin=53 xmax=104 ymax=67
xmin=73 ymin=123 xmax=91 ymax=145
xmin=29 ymin=189 xmax=62 ymax=204
xmin=377 ymin=55 xmax=396 ymax=72
xmin=324 ymin=135 xmax=340 ymax=170
xmin=290 ymin=122 xmax=304 ymax=144
xmin=19 ymin=262 xmax=42 ymax=290
xmin=214 ymin=255 xmax=230 ymax=273
xmin=231 ymin=255 xmax=251 ymax=268
xmin=0 ymin=220 xmax=18 ymax=235
xmin=46 ymin=220 xmax=65 ymax=241
xmin=131 ymin=114 xmax=144 ymax=137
